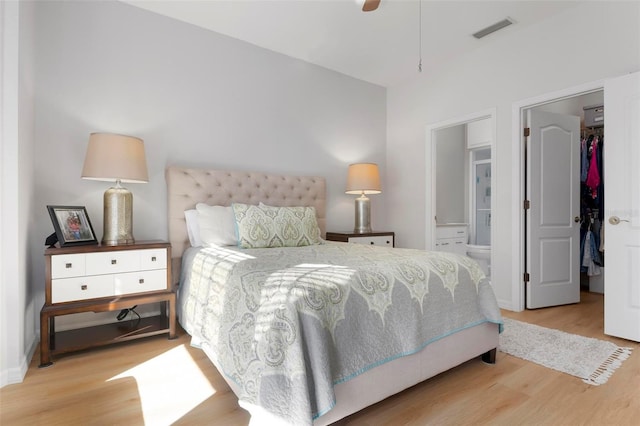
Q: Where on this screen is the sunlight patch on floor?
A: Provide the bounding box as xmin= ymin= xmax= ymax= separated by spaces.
xmin=107 ymin=344 xmax=215 ymax=425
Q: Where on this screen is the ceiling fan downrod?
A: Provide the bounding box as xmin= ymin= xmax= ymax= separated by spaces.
xmin=418 ymin=0 xmax=423 ymax=72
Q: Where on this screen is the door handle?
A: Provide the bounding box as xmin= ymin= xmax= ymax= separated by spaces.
xmin=574 ymin=216 xmax=580 ymax=223
xmin=609 ymin=216 xmax=630 ymax=225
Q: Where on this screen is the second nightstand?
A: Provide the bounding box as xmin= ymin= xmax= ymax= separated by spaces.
xmin=325 ymin=231 xmax=394 ymax=247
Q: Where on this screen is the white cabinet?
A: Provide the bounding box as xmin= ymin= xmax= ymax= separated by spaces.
xmin=435 ymin=225 xmax=468 ymax=255
xmin=466 ymin=118 xmax=492 ymax=149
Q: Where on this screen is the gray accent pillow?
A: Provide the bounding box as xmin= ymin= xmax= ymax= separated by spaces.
xmin=232 ymin=203 xmax=321 ymax=248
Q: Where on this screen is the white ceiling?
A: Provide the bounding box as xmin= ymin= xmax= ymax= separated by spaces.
xmin=123 ymin=0 xmax=580 ymax=88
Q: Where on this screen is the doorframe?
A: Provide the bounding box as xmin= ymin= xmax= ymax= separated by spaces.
xmin=511 ymin=80 xmax=604 ymax=311
xmin=424 ymin=107 xmax=496 ymax=254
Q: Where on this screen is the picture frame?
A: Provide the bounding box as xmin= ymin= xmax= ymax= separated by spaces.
xmin=47 ymin=205 xmax=98 ymax=247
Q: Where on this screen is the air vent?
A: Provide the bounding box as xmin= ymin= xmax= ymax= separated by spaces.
xmin=472 ymin=18 xmax=514 ymax=39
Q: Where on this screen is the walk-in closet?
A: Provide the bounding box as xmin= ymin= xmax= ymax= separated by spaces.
xmin=580 ymin=104 xmax=604 ymax=293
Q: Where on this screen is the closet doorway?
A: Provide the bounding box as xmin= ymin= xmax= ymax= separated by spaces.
xmin=523 ymin=91 xmax=604 ymax=309
xmin=514 ymin=73 xmax=640 ymax=342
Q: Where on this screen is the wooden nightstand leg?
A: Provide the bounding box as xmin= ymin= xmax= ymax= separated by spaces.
xmin=159 ymin=299 xmax=167 ymax=325
xmin=39 ymin=309 xmax=53 ymax=368
xmin=49 ymin=315 xmax=55 ymax=349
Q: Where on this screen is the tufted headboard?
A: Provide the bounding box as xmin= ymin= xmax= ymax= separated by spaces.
xmin=166 ymin=166 xmax=327 ymax=281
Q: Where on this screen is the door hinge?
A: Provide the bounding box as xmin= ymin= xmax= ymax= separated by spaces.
xmin=524 ymin=272 xmax=530 ymax=283
xmin=524 ymin=199 xmax=530 ymax=210
xmin=524 ymin=127 xmax=530 ymax=137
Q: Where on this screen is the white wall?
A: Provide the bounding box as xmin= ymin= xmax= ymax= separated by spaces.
xmin=386 ymin=1 xmax=640 ymax=308
xmin=1 ymin=0 xmax=37 ymax=387
xmin=28 ymin=2 xmax=386 ymax=331
xmin=435 ymin=125 xmax=466 ymax=224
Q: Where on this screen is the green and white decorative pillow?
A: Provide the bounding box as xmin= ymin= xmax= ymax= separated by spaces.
xmin=232 ymin=203 xmax=321 ymax=249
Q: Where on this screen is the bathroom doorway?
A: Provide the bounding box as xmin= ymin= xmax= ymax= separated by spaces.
xmin=424 ymin=108 xmax=496 ymax=278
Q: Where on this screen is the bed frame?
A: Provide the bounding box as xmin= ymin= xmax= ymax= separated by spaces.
xmin=166 ymin=166 xmax=499 ymax=425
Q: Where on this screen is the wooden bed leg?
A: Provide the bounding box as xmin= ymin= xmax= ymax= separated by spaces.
xmin=481 ymin=348 xmax=496 ymax=364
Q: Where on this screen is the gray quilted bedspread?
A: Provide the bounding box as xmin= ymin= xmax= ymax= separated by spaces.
xmin=178 ymin=242 xmax=502 ymax=425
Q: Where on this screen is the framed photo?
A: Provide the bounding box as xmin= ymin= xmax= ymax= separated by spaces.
xmin=47 ymin=205 xmax=98 ymax=247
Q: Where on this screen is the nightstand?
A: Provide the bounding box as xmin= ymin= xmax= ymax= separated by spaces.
xmin=325 ymin=231 xmax=394 ymax=247
xmin=39 ymin=241 xmax=176 ymax=367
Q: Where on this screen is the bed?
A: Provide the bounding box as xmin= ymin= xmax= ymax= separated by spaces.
xmin=166 ymin=166 xmax=502 ymax=425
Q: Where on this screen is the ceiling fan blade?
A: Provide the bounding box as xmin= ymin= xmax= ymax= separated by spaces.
xmin=362 ymin=0 xmax=381 ymax=12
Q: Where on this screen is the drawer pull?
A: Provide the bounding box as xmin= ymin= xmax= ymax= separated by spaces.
xmin=370 ymin=241 xmax=374 ymax=245
xmin=386 ymin=241 xmax=390 ymax=244
xmin=111 ymin=259 xmax=117 ymax=265
xmin=151 ymin=256 xmax=157 ymax=262
xmin=81 ymin=284 xmax=88 ymax=290
xmin=65 ymin=263 xmax=72 ymax=269
xmin=139 ymin=278 xmax=145 ymax=284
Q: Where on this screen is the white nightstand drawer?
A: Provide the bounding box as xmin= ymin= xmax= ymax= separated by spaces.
xmin=350 ymin=235 xmax=394 ymax=246
xmin=86 ymin=250 xmax=141 ymax=275
xmin=51 ymin=254 xmax=86 ymax=279
xmin=115 ymin=269 xmax=167 ymax=295
xmin=52 ymin=275 xmax=114 ymax=303
xmin=139 ymin=249 xmax=167 ymax=270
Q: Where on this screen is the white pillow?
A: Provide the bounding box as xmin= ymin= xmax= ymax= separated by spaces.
xmin=184 ymin=209 xmax=203 ymax=247
xmin=195 ymin=203 xmax=237 ymax=246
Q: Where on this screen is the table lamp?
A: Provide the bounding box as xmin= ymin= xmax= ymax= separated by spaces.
xmin=81 ymin=133 xmax=148 ymax=245
xmin=345 ymin=163 xmax=381 ymax=234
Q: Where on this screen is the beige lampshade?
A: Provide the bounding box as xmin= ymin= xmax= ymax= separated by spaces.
xmin=81 ymin=133 xmax=149 ymax=183
xmin=345 ymin=163 xmax=382 ymax=195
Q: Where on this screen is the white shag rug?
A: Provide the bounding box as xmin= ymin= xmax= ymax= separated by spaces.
xmin=499 ymin=318 xmax=633 ymax=385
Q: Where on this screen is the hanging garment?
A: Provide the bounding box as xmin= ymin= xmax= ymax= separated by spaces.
xmin=580 ymin=226 xmax=587 ymax=272
xmin=597 ymin=136 xmax=605 ymax=219
xmin=580 ymin=138 xmax=589 ymax=182
xmin=582 ymin=230 xmax=602 ymax=276
xmin=585 ymin=137 xmax=600 ymax=198
xmin=591 ymin=217 xmax=601 ymax=256
xmin=590 ymin=226 xmax=602 ymax=267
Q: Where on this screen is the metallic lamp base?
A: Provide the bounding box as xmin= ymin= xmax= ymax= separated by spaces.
xmin=353 ymin=194 xmax=372 ymax=234
xmin=102 ymin=185 xmax=135 ymax=246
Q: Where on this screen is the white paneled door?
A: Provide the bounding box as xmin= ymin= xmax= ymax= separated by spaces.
xmin=604 ymin=71 xmax=640 ymax=342
xmin=526 ymin=110 xmax=581 ymax=309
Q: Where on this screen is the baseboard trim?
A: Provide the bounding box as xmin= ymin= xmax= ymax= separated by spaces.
xmin=497 ymin=297 xmax=514 ymax=312
xmin=0 ymin=333 xmax=38 ymax=388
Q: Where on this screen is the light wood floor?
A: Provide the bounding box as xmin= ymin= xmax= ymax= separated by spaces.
xmin=2 ymin=292 xmax=638 ymax=425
